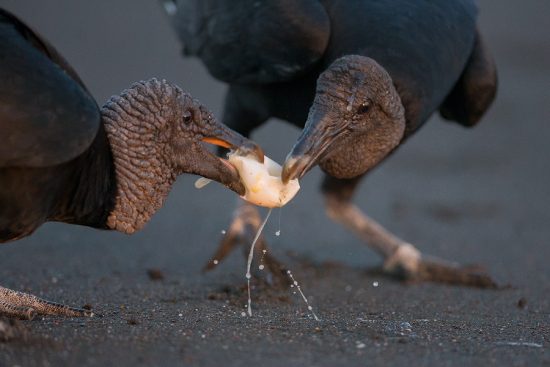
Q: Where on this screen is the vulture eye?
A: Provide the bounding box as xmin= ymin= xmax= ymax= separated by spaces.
xmin=183 ymin=110 xmax=194 ymax=123
xmin=356 ymin=102 xmax=370 ymax=114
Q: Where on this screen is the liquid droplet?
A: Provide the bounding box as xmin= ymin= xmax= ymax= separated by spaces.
xmin=286 ymin=269 xmax=321 ymax=321
xmin=277 ymin=208 xmax=282 ymax=237
xmin=245 ymin=209 xmax=273 ymax=317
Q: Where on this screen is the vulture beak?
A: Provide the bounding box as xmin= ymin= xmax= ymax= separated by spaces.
xmin=192 ymin=115 xmax=264 ymax=196
xmin=201 ymin=134 xmax=264 ymax=163
xmin=282 ymin=108 xmax=344 ymax=184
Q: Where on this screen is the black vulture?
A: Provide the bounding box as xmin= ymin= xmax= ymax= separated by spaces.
xmin=163 ymin=0 xmax=497 ymax=286
xmin=0 ymin=9 xmax=263 ymax=319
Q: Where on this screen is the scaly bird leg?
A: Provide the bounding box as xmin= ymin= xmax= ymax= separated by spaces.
xmin=0 ymin=285 xmax=93 ymax=320
xmin=204 ymin=200 xmax=287 ymax=284
xmin=322 ymin=176 xmax=497 ymax=288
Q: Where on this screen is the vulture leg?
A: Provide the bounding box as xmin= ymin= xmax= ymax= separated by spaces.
xmin=321 ymin=176 xmax=497 ymax=288
xmin=0 ymin=285 xmax=93 ymax=320
xmin=203 ymin=201 xmax=287 ymax=283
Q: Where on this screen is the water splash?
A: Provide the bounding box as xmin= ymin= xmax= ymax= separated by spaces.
xmin=245 ymin=208 xmax=272 ymax=316
xmin=286 ymin=270 xmax=320 ymax=321
xmin=258 ymin=249 xmax=267 ymax=270
xmin=276 ymin=208 xmax=282 ymax=236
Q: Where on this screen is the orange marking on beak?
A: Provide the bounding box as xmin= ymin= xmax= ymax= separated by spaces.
xmin=202 ymin=137 xmax=233 ymax=149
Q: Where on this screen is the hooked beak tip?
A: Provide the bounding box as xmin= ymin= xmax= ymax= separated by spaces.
xmin=281 ymin=154 xmax=312 ymax=184
xmin=246 ymin=142 xmax=265 ymax=163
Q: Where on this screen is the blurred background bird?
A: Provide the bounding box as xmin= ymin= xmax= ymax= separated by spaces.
xmin=161 ymin=0 xmax=497 ymax=287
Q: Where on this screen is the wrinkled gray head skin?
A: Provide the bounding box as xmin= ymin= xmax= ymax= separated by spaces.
xmin=102 ymin=79 xmax=262 ymax=234
xmin=282 ymin=55 xmax=406 ymax=182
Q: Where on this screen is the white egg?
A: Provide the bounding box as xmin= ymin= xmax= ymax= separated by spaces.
xmin=228 ymin=152 xmax=300 ymax=208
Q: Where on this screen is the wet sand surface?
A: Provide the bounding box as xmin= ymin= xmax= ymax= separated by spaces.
xmin=0 ymin=1 xmax=548 ymax=366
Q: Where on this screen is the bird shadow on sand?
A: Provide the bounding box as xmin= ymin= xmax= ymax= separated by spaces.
xmin=283 ymin=251 xmax=510 ymax=290
xmin=203 ymin=249 xmax=510 ymax=314
xmin=0 ymin=317 xmax=61 ymax=349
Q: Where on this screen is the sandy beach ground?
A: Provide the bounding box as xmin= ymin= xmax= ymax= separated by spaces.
xmin=0 ymin=1 xmax=548 ymax=365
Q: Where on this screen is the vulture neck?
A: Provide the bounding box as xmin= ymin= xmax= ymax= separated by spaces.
xmin=50 ymin=123 xmax=117 ymax=229
xmin=51 ymin=79 xmax=180 ymax=234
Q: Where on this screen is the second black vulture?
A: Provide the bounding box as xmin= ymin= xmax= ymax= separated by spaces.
xmin=163 ymin=0 xmax=497 ymax=286
xmin=0 ymin=9 xmax=263 ymax=319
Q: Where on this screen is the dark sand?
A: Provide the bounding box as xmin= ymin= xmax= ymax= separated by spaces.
xmin=0 ymin=0 xmax=548 ymax=366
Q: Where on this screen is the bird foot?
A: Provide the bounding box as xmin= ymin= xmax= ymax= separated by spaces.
xmin=0 ymin=286 xmax=93 ymax=320
xmin=383 ymin=243 xmax=422 ymax=275
xmin=383 ymin=244 xmax=498 ymax=288
xmin=204 ymin=204 xmax=288 ymax=286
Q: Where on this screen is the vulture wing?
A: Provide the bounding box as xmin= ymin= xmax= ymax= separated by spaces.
xmin=168 ymin=0 xmax=330 ymax=83
xmin=0 ymin=9 xmax=100 ymax=168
